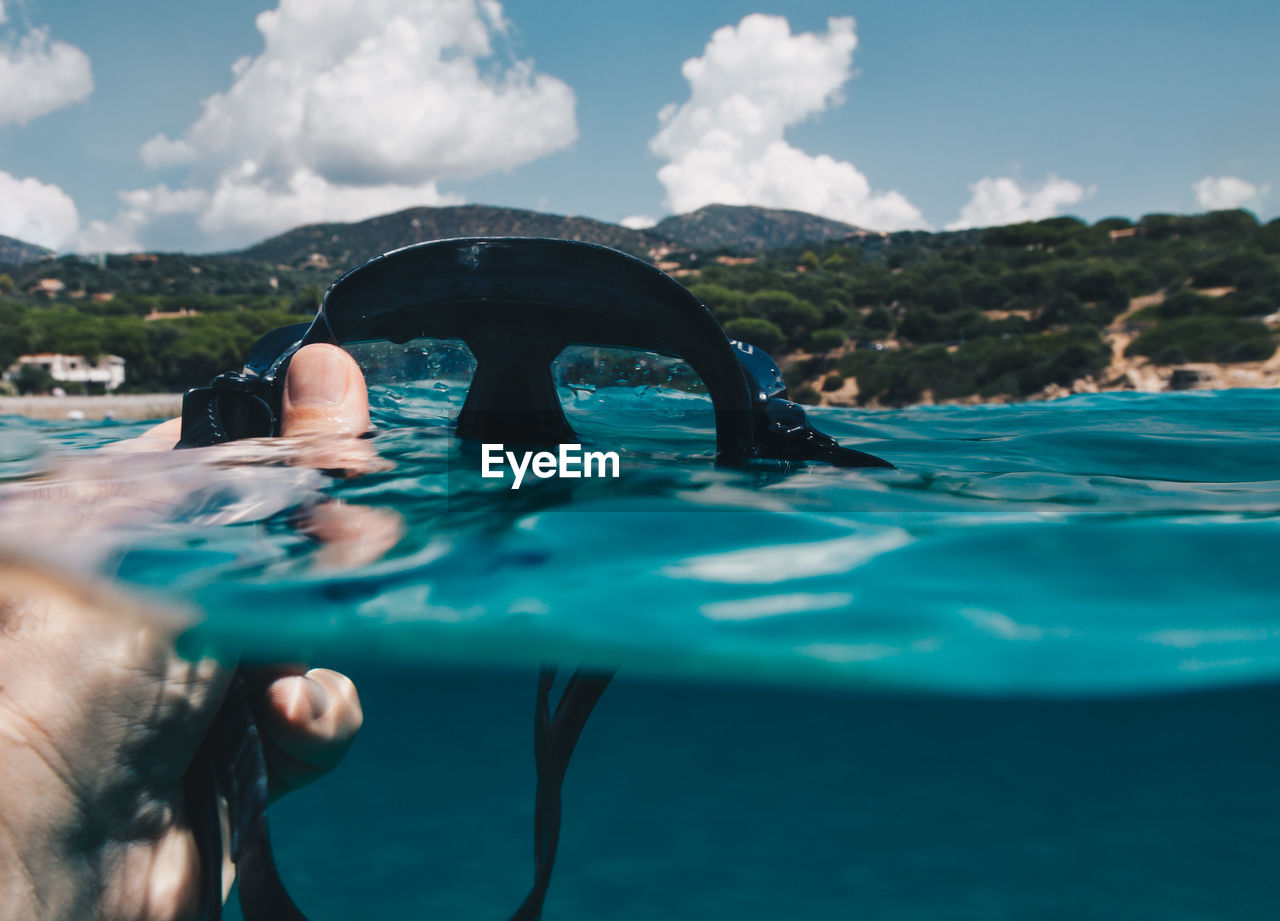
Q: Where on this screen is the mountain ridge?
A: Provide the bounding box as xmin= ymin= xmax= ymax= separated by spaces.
xmin=0 ymin=203 xmax=872 ymax=270
xmin=652 ymin=204 xmax=863 ymax=252
xmin=0 ymin=234 xmax=55 ymax=267
xmin=228 ymin=204 xmax=676 ymax=267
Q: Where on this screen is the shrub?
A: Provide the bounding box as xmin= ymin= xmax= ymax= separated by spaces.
xmin=922 ymin=277 xmax=962 ymax=313
xmin=1197 ymin=209 xmax=1259 ymax=237
xmin=841 ymin=329 xmax=1108 ymax=405
xmin=791 ymin=384 xmax=822 ymax=405
xmin=863 ymin=306 xmax=893 ymax=335
xmin=981 ymin=217 xmax=1086 ymax=248
xmin=1260 ymin=219 xmax=1280 ymax=254
xmin=1157 ymin=289 xmax=1215 ymax=318
xmin=962 ymin=275 xmax=1010 ymax=311
xmin=1039 ymin=291 xmax=1086 ymax=326
xmin=822 ymin=249 xmax=855 ymax=269
xmin=1064 ymin=264 xmax=1127 ymax=306
xmin=822 ymin=372 xmax=845 ymax=392
xmin=807 ymin=328 xmax=848 ymax=352
xmin=749 ymin=290 xmax=823 ymax=332
xmin=841 ymin=346 xmax=973 ymax=405
xmin=820 ymin=299 xmax=851 ymax=327
xmin=1138 ymin=213 xmax=1195 ymax=240
xmin=723 ymin=317 xmax=785 ymax=353
xmin=1126 ymin=316 xmax=1276 ymax=364
xmin=1192 ymin=250 xmax=1273 ymax=289
xmin=12 ymin=363 xmax=56 ymax=394
xmin=689 ymin=283 xmax=749 ymax=320
xmin=965 ymin=329 xmax=1109 ymax=396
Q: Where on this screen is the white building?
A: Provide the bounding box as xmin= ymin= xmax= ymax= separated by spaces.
xmin=6 ymin=353 xmax=126 ymax=391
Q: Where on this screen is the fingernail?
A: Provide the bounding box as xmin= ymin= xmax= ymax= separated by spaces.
xmin=278 ymin=674 xmax=329 ymax=720
xmin=287 ymin=347 xmax=350 ymax=407
xmin=302 ymin=677 xmax=330 ymax=719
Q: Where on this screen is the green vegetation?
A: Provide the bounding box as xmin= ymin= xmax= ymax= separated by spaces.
xmin=838 ymin=330 xmax=1111 ymax=404
xmin=681 ymin=209 xmax=1278 ymax=405
xmin=0 ymin=207 xmax=1275 ymax=402
xmin=1126 ymin=316 xmax=1276 ymax=364
xmin=11 ymin=363 xmax=56 ymax=395
xmin=0 ymin=295 xmax=313 ymax=392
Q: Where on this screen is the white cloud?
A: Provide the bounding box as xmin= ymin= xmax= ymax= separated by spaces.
xmin=73 ymin=184 xmax=211 ymax=253
xmin=620 ymin=215 xmax=658 ymax=230
xmin=1192 ymin=175 xmax=1265 ymax=211
xmin=648 ymin=14 xmax=927 ymax=232
xmin=198 ymin=168 xmax=463 ymax=240
xmin=0 ymin=170 xmax=79 ymax=249
xmin=0 ymin=25 xmax=93 ymax=126
xmin=138 ymin=134 xmax=198 ymax=169
xmin=946 ymin=175 xmax=1088 ymax=230
xmin=118 ymin=0 xmax=575 ymax=250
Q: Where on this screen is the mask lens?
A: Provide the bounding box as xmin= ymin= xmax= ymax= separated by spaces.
xmin=552 ymin=344 xmax=716 ymax=457
xmin=342 ymin=337 xmax=477 ymax=426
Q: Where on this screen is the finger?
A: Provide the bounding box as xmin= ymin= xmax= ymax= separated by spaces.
xmin=104 ymin=416 xmax=183 ymax=454
xmin=295 ymin=500 xmax=404 ymax=571
xmin=256 ymin=668 xmax=363 ymax=786
xmin=280 ymin=343 xmax=370 ymax=438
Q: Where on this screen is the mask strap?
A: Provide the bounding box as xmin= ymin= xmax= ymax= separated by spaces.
xmin=510 ymin=666 xmax=615 ymax=921
xmin=187 ymin=672 xmax=306 ymax=921
xmin=187 ymin=667 xmax=613 ymax=921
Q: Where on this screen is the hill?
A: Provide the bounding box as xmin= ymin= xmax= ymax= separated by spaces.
xmin=230 ymin=204 xmax=674 ymax=268
xmin=652 ymin=204 xmax=862 ymax=252
xmin=4 ymin=206 xmax=1276 ymax=404
xmin=0 ymin=234 xmax=54 ymax=267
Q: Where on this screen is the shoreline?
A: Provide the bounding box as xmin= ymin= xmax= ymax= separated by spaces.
xmin=821 ymin=360 xmax=1280 ymax=409
xmin=2 ymin=371 xmax=1279 ymax=424
xmin=0 ymin=393 xmax=183 ymax=422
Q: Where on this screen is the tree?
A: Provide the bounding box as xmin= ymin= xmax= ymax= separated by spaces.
xmin=1126 ymin=316 xmax=1276 ymax=364
xmin=687 ymin=283 xmax=748 ymax=320
xmin=748 ymin=290 xmax=822 ymax=334
xmin=822 ymin=248 xmax=856 ymax=270
xmin=723 ymin=317 xmax=785 ymax=353
xmin=293 ymin=285 xmax=323 ymax=312
xmin=807 ymin=328 xmax=848 ymax=352
xmin=863 ymin=306 xmax=893 ymax=336
xmin=13 ymin=363 xmax=56 ymax=395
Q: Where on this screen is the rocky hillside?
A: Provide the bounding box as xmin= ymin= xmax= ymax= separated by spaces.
xmin=0 ymin=234 xmax=54 ymax=267
xmin=229 ymin=204 xmax=674 ymax=267
xmin=652 ymin=204 xmax=862 ymax=252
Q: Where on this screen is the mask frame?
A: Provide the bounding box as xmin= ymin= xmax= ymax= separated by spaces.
xmin=178 ymin=237 xmax=891 ymax=469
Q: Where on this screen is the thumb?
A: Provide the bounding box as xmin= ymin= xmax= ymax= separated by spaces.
xmin=280 ymin=343 xmax=370 ymax=437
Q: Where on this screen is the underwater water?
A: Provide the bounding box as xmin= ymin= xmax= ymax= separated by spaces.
xmin=3 ymin=387 xmax=1279 ymax=919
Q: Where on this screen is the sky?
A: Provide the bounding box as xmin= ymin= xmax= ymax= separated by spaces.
xmin=0 ymin=0 xmax=1276 ymax=254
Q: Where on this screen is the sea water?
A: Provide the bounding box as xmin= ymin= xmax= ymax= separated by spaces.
xmin=2 ymin=388 xmax=1278 ymax=919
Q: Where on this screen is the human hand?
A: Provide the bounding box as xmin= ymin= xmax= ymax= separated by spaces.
xmin=0 ymin=344 xmax=386 ymax=921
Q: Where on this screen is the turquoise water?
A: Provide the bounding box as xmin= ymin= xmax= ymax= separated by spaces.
xmin=3 ymin=388 xmax=1279 ymax=918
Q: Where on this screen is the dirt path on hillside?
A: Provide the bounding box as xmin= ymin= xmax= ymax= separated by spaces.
xmin=814 ymin=289 xmax=1280 ymax=407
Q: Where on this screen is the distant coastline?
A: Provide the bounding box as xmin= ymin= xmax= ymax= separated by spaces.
xmin=810 ymin=291 xmax=1280 ymax=407
xmin=0 ymin=393 xmax=182 ymax=422
xmin=3 ymin=366 xmax=1279 ymax=430
xmin=815 ymin=360 xmax=1280 ymax=408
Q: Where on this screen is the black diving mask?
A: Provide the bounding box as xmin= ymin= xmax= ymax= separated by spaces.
xmin=178 ymin=237 xmax=890 ymax=468
xmin=177 ymin=238 xmax=892 ymax=921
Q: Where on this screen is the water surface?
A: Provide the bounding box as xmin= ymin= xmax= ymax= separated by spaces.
xmin=3 ymin=388 xmax=1278 ymax=918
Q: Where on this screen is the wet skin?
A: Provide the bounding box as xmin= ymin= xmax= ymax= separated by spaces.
xmin=0 ymin=345 xmax=383 ymax=921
